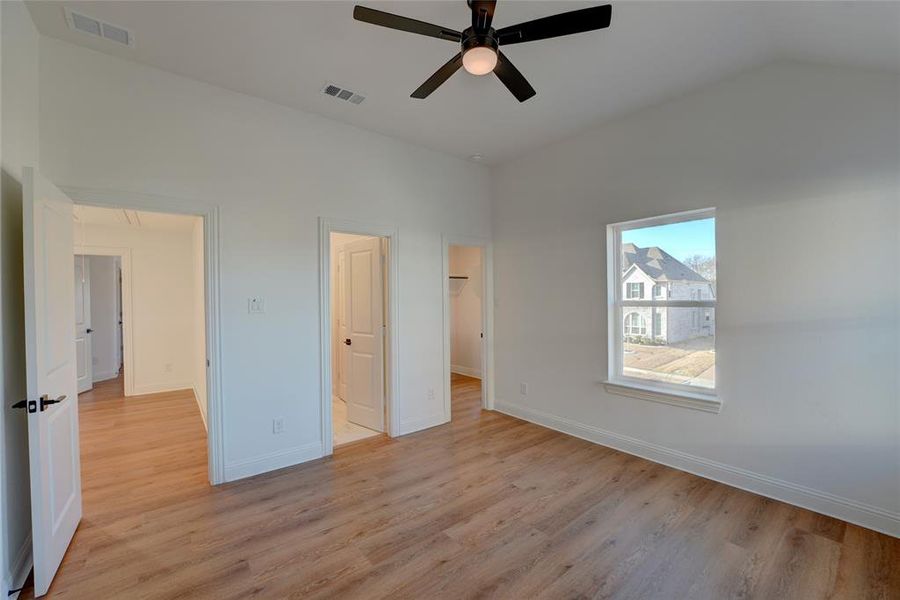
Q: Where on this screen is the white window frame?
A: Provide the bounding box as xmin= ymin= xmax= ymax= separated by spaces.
xmin=623 ymin=312 xmax=647 ymax=336
xmin=626 ymin=282 xmax=643 ymax=299
xmin=605 ymin=208 xmax=721 ymax=413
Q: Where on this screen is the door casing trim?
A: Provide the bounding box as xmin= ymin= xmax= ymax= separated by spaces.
xmin=442 ymin=234 xmax=494 ymax=419
xmin=318 ymin=217 xmax=400 ymax=457
xmin=61 ymin=186 xmax=225 ymax=485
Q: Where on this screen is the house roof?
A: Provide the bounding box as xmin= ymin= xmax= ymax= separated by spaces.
xmin=623 ymin=243 xmax=708 ymax=283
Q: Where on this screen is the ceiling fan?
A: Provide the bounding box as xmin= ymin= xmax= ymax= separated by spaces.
xmin=353 ymin=1 xmax=612 ymax=102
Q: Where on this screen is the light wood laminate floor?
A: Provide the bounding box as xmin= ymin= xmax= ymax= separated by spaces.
xmin=20 ymin=374 xmax=899 ymax=599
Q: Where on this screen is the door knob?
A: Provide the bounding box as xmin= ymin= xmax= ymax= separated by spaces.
xmin=86 ymin=328 xmax=94 ymax=334
xmin=39 ymin=394 xmax=67 ymax=412
xmin=344 ymin=338 xmax=352 ymax=346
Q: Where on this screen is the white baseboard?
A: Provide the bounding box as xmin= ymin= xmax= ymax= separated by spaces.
xmin=5 ymin=533 xmax=32 ymax=600
xmin=451 ymin=365 xmax=482 ymax=379
xmin=91 ymin=369 xmax=119 ymax=383
xmin=129 ymin=381 xmax=193 ymax=396
xmin=192 ymin=386 xmax=208 ymax=432
xmin=495 ymin=400 xmax=900 ymax=538
xmin=399 ymin=413 xmax=448 ymax=436
xmin=224 ymin=442 xmax=323 ymax=482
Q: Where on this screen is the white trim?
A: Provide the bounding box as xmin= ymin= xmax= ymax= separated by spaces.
xmin=495 ymin=400 xmax=900 ymax=538
xmin=62 ymin=186 xmax=225 ymax=485
xmin=131 ymin=382 xmax=194 ymax=396
xmin=603 ymin=380 xmax=721 ymax=413
xmin=223 ymin=442 xmax=322 ymax=482
xmin=91 ymin=369 xmax=119 ymax=383
xmin=5 ymin=533 xmax=32 ymax=600
xmin=193 ymin=385 xmax=208 ymax=431
xmin=399 ymin=412 xmax=447 ymax=436
xmin=621 ymin=300 xmax=716 ymax=308
xmin=451 ymin=365 xmax=481 ymax=379
xmin=319 ymin=217 xmax=400 ymax=458
xmin=74 ymin=245 xmax=134 ymax=396
xmin=614 ymin=206 xmax=717 ymax=231
xmin=442 ymin=234 xmax=494 ymax=421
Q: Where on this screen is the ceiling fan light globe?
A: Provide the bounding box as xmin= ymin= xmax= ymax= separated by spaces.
xmin=462 ymin=46 xmax=498 ymax=75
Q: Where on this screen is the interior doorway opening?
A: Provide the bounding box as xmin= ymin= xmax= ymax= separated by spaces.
xmin=329 ymin=231 xmax=390 ymax=447
xmin=447 ymin=244 xmax=485 ymax=421
xmin=74 ymin=254 xmax=123 ymax=393
xmin=72 ymin=203 xmax=209 ymax=479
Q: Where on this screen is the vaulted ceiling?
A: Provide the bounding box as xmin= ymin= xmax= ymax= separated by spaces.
xmin=27 ymin=1 xmax=900 ymax=164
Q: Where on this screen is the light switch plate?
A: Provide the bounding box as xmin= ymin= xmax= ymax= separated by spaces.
xmin=248 ymin=297 xmax=265 ymax=314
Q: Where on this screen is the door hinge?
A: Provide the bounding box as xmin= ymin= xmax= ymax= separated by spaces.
xmin=207 ymin=359 xmax=210 ymax=368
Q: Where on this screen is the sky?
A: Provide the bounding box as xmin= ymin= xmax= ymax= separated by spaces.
xmin=622 ymin=218 xmax=716 ymax=261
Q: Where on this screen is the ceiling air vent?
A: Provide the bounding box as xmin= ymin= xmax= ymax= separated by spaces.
xmin=321 ymin=83 xmax=365 ymax=106
xmin=65 ymin=9 xmax=134 ymax=47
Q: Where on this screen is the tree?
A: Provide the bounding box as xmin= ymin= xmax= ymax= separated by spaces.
xmin=683 ymin=254 xmax=716 ymax=282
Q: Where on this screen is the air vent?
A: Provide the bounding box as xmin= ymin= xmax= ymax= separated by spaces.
xmin=65 ymin=9 xmax=134 ymax=47
xmin=321 ymin=83 xmax=366 ymax=105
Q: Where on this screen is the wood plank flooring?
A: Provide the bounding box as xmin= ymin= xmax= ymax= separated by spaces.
xmin=20 ymin=373 xmax=899 ymax=599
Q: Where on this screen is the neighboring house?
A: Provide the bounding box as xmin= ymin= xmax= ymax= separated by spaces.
xmin=622 ymin=243 xmax=715 ymax=344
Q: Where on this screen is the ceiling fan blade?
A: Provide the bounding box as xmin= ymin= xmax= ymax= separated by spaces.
xmin=411 ymin=53 xmax=464 ymax=99
xmin=470 ymin=0 xmax=497 ymax=32
xmin=353 ymin=6 xmax=461 ymax=42
xmin=497 ymin=4 xmax=611 ymax=45
xmin=493 ymin=51 xmax=536 ymax=102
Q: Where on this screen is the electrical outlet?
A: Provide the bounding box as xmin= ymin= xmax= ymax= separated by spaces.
xmin=272 ymin=417 xmax=284 ymax=434
xmin=520 ymin=383 xmax=529 ymax=395
xmin=427 ymin=388 xmax=435 ymax=402
xmin=248 ymin=297 xmax=265 ymax=314
xmin=165 ymin=363 xmax=173 ymax=373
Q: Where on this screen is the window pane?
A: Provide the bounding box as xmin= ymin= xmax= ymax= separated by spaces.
xmin=619 ymin=215 xmax=716 ymax=391
xmin=623 ymin=307 xmax=715 ymax=389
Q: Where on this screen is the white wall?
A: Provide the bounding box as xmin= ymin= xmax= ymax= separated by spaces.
xmin=492 ymin=62 xmax=900 ymax=536
xmin=39 ymin=37 xmax=492 ymax=480
xmin=87 ymin=256 xmax=119 ymax=382
xmin=449 ymin=246 xmax=482 ymax=378
xmin=192 ymin=219 xmax=207 ymax=427
xmin=0 ymin=1 xmax=38 ymax=595
xmin=78 ymin=222 xmax=198 ymax=395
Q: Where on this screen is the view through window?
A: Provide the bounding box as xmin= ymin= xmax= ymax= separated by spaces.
xmin=610 ymin=210 xmax=716 ymax=393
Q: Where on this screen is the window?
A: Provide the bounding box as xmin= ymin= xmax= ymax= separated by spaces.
xmin=606 ymin=208 xmax=718 ymax=410
xmin=626 ymin=282 xmax=644 ymax=299
xmin=624 ymin=312 xmax=646 ymax=336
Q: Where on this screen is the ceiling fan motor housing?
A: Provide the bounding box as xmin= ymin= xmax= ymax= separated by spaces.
xmin=461 ymin=27 xmax=499 ymax=55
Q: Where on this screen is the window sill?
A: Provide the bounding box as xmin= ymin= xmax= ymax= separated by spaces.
xmin=602 ymin=380 xmax=722 ymax=414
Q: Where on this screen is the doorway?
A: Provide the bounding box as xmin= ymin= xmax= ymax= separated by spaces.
xmin=446 ymin=244 xmax=485 ymax=420
xmin=329 ymin=232 xmax=389 ymax=447
xmin=319 ymin=218 xmax=399 ymax=456
xmin=74 ymin=254 xmax=123 ymax=394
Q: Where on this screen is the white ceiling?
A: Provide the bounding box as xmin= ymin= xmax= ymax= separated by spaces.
xmin=27 ymin=1 xmax=900 ymax=165
xmin=74 ymin=204 xmax=199 ymax=232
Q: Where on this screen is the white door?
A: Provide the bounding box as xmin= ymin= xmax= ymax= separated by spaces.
xmin=74 ymin=256 xmax=93 ymax=393
xmin=342 ymin=237 xmax=385 ymax=431
xmin=22 ymin=167 xmax=82 ymax=597
xmin=337 ymin=249 xmax=349 ymax=401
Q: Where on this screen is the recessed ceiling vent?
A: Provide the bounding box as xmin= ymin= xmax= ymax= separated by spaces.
xmin=321 ymin=83 xmax=365 ymax=105
xmin=65 ymin=9 xmax=134 ymax=47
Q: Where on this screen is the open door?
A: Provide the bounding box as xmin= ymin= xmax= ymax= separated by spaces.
xmin=22 ymin=167 xmax=82 ymax=597
xmin=74 ymin=256 xmax=93 ymax=393
xmin=343 ymin=236 xmax=385 ymax=432
xmin=337 ymin=249 xmax=349 ymax=401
